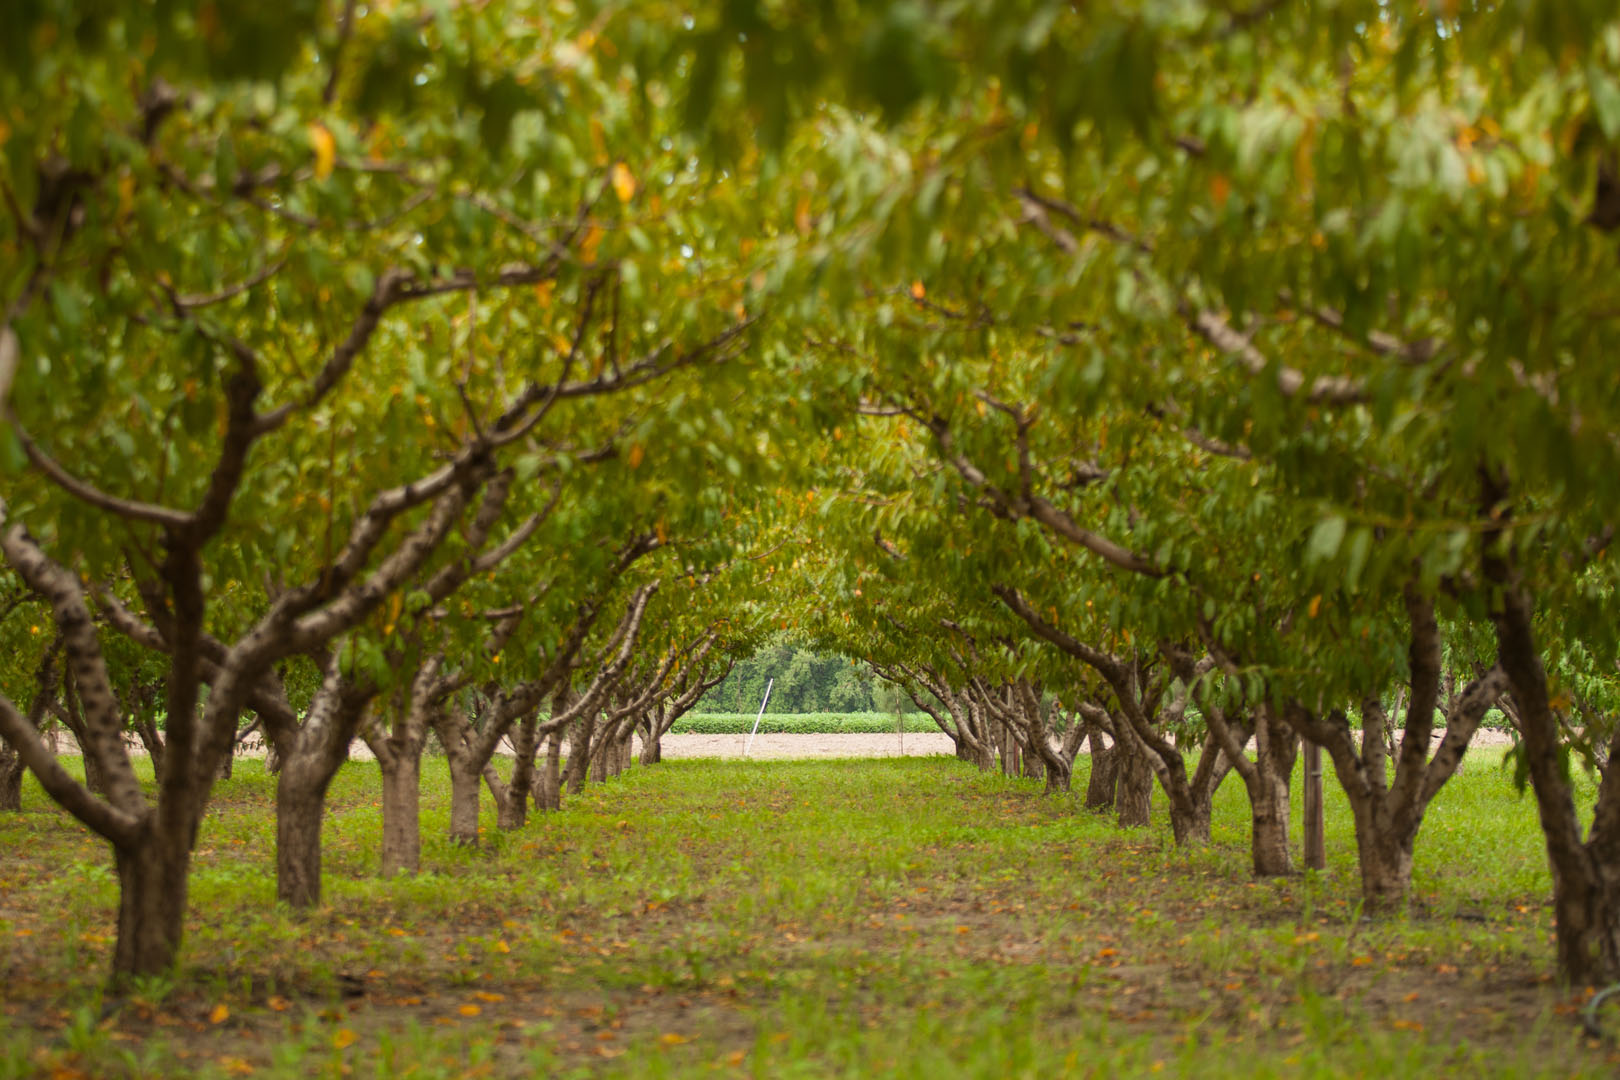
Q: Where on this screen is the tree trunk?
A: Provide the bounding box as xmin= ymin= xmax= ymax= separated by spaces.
xmin=1168 ymin=790 xmax=1212 ymax=845
xmin=112 ymin=831 xmax=190 ymax=982
xmin=379 ymin=754 xmax=422 ymax=877
xmin=537 ymin=729 xmax=563 ymax=811
xmin=1251 ymin=711 xmax=1298 ymax=877
xmin=640 ymin=725 xmax=662 ymax=765
xmin=1085 ymin=734 xmax=1118 ymax=812
xmin=1115 ymin=739 xmax=1153 ymax=828
xmin=1042 ymin=755 xmax=1071 ymax=794
xmin=0 ymin=746 xmax=22 ymax=811
xmin=1353 ymin=815 xmax=1414 ymax=910
xmin=448 ymin=757 xmax=481 ymax=846
xmin=496 ymin=715 xmax=539 ymax=830
xmin=275 ymin=766 xmax=326 ymax=908
xmin=565 ymin=717 xmax=594 ymax=795
xmin=1250 ymin=768 xmax=1295 ymax=878
xmin=135 ymin=716 xmax=165 ymax=785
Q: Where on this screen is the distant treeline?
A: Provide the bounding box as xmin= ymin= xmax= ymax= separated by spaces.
xmin=697 ymin=644 xmax=915 ymax=714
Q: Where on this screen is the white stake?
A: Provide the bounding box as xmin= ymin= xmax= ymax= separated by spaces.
xmin=743 ymin=678 xmax=774 ymax=759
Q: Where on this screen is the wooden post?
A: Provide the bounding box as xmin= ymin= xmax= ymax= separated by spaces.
xmin=1302 ymin=739 xmax=1325 ymax=870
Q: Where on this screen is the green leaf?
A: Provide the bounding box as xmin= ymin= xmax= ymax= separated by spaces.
xmin=1307 ymin=515 xmax=1347 ymax=565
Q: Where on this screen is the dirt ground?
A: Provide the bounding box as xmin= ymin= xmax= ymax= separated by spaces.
xmin=38 ymin=726 xmax=1518 ymax=763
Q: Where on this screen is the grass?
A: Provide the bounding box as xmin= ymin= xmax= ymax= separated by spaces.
xmin=666 ymin=712 xmax=939 ymax=735
xmin=0 ymin=747 xmax=1613 ymax=1078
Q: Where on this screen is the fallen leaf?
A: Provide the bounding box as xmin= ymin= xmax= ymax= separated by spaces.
xmin=332 ymin=1028 xmax=358 ymax=1050
xmin=209 ymin=1004 xmax=230 ymax=1025
xmin=473 ymin=991 xmax=505 ymax=1003
xmin=266 ymin=996 xmax=290 ymax=1012
xmin=660 ymin=1032 xmax=691 ymax=1045
xmin=458 ymin=1004 xmax=483 ymax=1017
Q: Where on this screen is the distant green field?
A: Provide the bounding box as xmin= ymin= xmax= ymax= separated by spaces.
xmin=667 ymin=712 xmax=941 ymax=735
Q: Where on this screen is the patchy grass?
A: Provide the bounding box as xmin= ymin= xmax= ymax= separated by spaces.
xmin=0 ymin=749 xmax=1612 ymax=1078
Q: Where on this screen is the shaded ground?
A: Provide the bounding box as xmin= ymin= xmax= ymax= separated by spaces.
xmin=0 ymin=752 xmax=1610 ymax=1077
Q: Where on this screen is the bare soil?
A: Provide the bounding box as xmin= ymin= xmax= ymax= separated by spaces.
xmin=37 ymin=727 xmax=1519 ymax=763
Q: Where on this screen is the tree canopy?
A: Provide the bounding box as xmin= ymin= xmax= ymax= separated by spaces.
xmin=5 ymin=0 xmax=1620 ymax=990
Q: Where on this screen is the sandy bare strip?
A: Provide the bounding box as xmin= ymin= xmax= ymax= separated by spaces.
xmin=650 ymin=732 xmax=959 ymax=760
xmin=36 ymin=727 xmax=1514 ymax=763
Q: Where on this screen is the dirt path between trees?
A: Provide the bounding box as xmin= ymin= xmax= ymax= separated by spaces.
xmin=38 ymin=727 xmax=1517 ymax=763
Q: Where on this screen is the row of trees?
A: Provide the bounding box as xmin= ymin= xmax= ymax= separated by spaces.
xmin=763 ymin=0 xmax=1620 ymax=987
xmin=5 ymin=0 xmax=1620 ymax=998
xmin=0 ymin=0 xmax=804 ymax=979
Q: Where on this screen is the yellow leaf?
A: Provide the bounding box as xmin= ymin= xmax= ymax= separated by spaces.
xmin=627 ymin=443 xmax=645 ymax=469
xmin=534 ymin=280 xmax=555 ymax=307
xmin=332 ymin=1028 xmax=358 ymax=1050
xmin=659 ymin=1032 xmax=690 ymax=1045
xmin=1308 ymin=594 xmax=1322 ymax=619
xmin=219 ymin=1056 xmax=256 ymax=1076
xmin=209 ymin=1003 xmax=230 ymax=1024
xmin=794 ymin=195 xmax=812 ymax=237
xmin=610 ymin=162 xmax=637 ymax=203
xmin=308 ymin=122 xmax=337 ymax=180
xmin=117 ymin=172 xmax=136 ymax=219
xmin=473 ymin=991 xmax=506 ymax=1002
xmin=909 ymin=280 xmax=926 ymax=300
xmin=1293 ymin=121 xmax=1315 ymax=192
xmin=493 ymin=940 xmax=511 ymax=954
xmin=458 ymin=1004 xmax=483 ymax=1017
xmin=267 ymin=996 xmax=290 ymax=1012
xmin=580 ymin=225 xmax=605 ymax=264
xmin=589 ymin=117 xmax=608 ymax=165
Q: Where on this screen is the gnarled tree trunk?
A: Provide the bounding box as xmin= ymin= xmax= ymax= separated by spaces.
xmin=1115 ymin=737 xmax=1153 ymax=828
xmin=379 ymin=752 xmax=422 ymax=876
xmin=537 ymin=728 xmax=563 ymax=811
xmin=276 ymin=761 xmax=327 ymax=909
xmin=1085 ymin=731 xmax=1119 ymax=812
xmin=495 ymin=713 xmax=539 ymax=830
xmin=113 ymin=827 xmax=191 ymax=981
xmin=1248 ymin=710 xmax=1297 ymax=878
